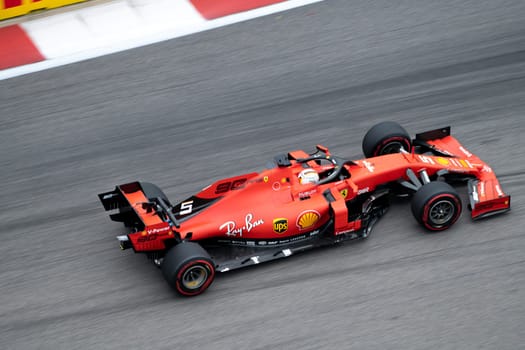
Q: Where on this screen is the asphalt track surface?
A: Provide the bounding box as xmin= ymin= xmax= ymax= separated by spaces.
xmin=2 ymin=0 xmax=525 ymax=349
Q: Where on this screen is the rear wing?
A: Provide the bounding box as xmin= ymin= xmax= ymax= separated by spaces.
xmin=414 ymin=126 xmax=511 ymax=220
xmin=98 ymin=181 xmax=178 ymax=230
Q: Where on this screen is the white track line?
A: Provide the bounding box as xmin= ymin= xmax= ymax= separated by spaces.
xmin=0 ymin=0 xmax=323 ymax=80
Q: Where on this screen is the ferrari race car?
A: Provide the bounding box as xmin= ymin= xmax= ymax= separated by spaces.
xmin=98 ymin=121 xmax=510 ymax=296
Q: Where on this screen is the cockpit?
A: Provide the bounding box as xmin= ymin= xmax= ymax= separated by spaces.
xmin=271 ymin=144 xmax=353 ymax=186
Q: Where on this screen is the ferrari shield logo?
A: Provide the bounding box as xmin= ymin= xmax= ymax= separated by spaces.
xmin=340 ymin=189 xmax=348 ymax=198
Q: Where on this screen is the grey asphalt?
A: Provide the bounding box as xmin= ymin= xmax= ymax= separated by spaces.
xmin=1 ymin=0 xmax=525 ymax=349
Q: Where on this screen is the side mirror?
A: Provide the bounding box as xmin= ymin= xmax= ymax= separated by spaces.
xmin=316 ymin=144 xmax=330 ymax=154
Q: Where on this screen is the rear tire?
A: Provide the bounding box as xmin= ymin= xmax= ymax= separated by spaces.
xmin=411 ymin=182 xmax=462 ymax=231
xmin=162 ymin=242 xmax=215 ymax=296
xmin=362 ymin=121 xmax=412 ymax=157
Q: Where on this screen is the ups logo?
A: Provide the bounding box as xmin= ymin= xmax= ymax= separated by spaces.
xmin=273 ymin=218 xmax=288 ymax=234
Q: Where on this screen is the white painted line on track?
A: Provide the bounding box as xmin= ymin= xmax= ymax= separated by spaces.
xmin=0 ymin=0 xmax=323 ymax=81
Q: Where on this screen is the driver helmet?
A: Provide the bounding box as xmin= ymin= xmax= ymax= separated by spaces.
xmin=298 ymin=168 xmax=319 ymax=184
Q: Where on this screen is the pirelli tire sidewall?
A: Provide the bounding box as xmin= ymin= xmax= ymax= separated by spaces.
xmin=362 ymin=121 xmax=412 ymax=158
xmin=162 ymin=242 xmax=215 ymax=296
xmin=411 ymin=181 xmax=462 ymax=232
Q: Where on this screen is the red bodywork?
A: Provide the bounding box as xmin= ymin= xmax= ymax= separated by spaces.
xmin=99 ymin=128 xmax=510 ymax=255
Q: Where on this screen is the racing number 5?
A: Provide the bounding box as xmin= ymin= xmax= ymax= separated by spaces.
xmin=180 ymin=200 xmax=194 ymax=215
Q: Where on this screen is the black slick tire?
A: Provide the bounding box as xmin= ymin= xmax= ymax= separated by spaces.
xmin=411 ymin=181 xmax=462 ymax=231
xmin=162 ymin=242 xmax=215 ymax=296
xmin=362 ymin=121 xmax=412 ymax=157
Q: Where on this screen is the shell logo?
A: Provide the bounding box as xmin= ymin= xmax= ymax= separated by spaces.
xmin=296 ymin=210 xmax=320 ymax=230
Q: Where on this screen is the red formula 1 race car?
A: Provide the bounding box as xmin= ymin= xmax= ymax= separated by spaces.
xmin=98 ymin=122 xmax=510 ymax=296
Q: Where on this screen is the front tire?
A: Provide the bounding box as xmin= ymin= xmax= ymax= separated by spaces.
xmin=411 ymin=182 xmax=462 ymax=231
xmin=362 ymin=121 xmax=412 ymax=157
xmin=162 ymin=242 xmax=215 ymax=296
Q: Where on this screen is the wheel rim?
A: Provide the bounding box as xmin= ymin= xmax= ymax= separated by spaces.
xmin=182 ymin=265 xmax=208 ymax=290
xmin=429 ymin=199 xmax=455 ymax=226
xmin=380 ymin=141 xmax=405 ymax=155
